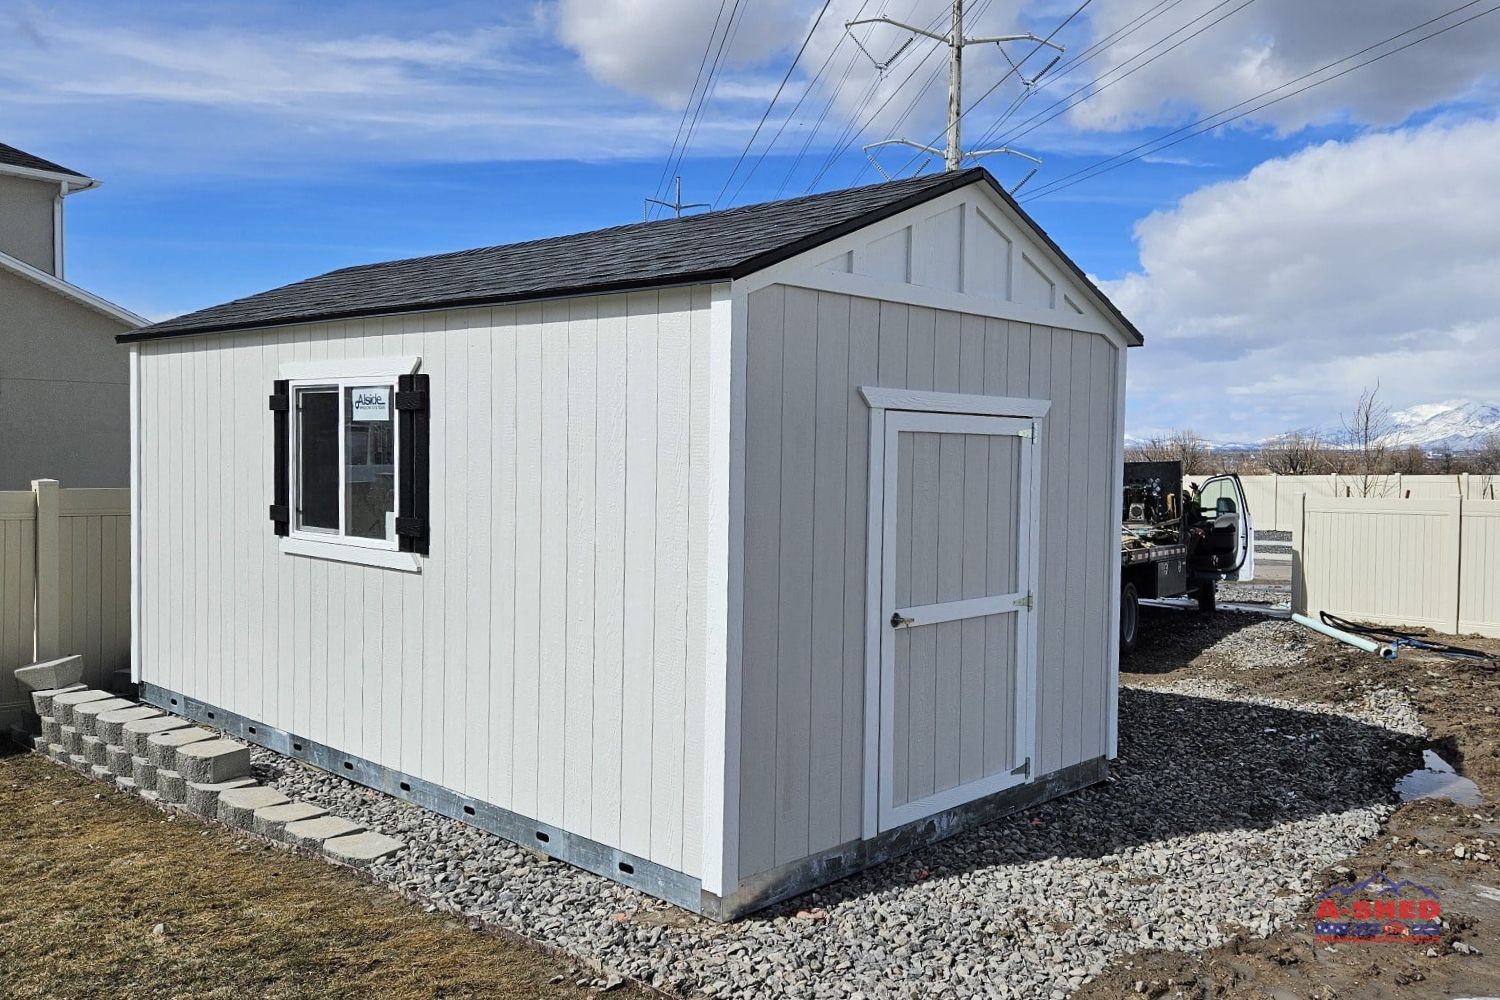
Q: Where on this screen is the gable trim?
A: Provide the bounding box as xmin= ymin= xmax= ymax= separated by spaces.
xmin=736 ymin=174 xmax=1142 ymax=347
xmin=0 ymin=249 xmax=146 ymax=327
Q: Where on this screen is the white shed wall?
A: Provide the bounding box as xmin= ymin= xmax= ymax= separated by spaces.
xmin=136 ymin=287 xmax=721 ymax=878
xmin=735 ymin=284 xmax=1122 ymax=881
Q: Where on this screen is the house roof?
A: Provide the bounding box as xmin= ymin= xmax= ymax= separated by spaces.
xmin=0 ymin=249 xmax=146 ymax=327
xmin=0 ymin=142 xmax=91 ymax=182
xmin=121 ymin=168 xmax=1142 ymax=345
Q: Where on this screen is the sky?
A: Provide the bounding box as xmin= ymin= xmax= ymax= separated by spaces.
xmin=4 ymin=0 xmax=1499 ymax=441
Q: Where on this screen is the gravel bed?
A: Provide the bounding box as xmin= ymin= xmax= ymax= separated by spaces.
xmin=1256 ymin=530 xmax=1292 ymax=543
xmin=1217 ymin=582 xmax=1292 ymax=605
xmin=1198 ymin=618 xmax=1309 ymax=670
xmin=248 ymin=676 xmax=1421 ymax=1000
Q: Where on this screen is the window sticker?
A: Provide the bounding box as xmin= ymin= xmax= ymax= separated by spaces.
xmin=351 ymin=386 xmax=390 ymax=422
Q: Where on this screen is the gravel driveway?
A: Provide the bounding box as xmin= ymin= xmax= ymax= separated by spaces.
xmin=249 ymin=616 xmax=1422 ymax=1000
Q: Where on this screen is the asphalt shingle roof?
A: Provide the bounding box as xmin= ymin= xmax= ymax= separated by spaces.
xmin=122 ymin=167 xmax=1140 ymax=344
xmin=0 ymin=142 xmax=87 ymax=179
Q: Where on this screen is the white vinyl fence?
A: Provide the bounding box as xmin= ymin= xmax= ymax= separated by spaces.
xmin=0 ymin=480 xmax=131 ymax=731
xmin=1191 ymin=473 xmax=1500 ymax=533
xmin=1292 ymin=494 xmax=1500 ymax=637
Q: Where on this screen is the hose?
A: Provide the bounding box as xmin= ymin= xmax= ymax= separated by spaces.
xmin=1318 ymin=611 xmax=1492 ymax=663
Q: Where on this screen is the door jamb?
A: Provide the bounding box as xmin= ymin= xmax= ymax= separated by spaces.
xmin=859 ymin=387 xmax=1049 ymax=840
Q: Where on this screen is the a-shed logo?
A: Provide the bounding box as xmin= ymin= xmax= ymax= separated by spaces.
xmin=1313 ymin=872 xmax=1442 ymax=944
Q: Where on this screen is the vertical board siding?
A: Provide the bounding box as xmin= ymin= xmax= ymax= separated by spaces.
xmin=738 ymin=285 xmax=1120 ymax=879
xmin=136 ymin=291 xmax=713 ymax=878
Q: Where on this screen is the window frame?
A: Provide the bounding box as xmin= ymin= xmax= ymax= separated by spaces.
xmin=277 ymin=356 xmax=422 ymax=572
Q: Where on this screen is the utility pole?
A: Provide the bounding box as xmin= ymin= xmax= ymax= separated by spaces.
xmin=947 ymin=0 xmax=963 ymax=172
xmin=847 ymin=0 xmax=1064 ymax=181
xmin=644 ymin=176 xmax=710 ymax=221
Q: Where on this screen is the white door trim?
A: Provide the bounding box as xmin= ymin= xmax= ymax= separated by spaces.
xmin=861 ymin=393 xmax=1043 ymax=839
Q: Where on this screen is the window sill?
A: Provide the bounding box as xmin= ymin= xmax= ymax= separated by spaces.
xmin=281 ymin=537 xmax=422 ymax=573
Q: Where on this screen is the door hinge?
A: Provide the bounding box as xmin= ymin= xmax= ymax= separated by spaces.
xmin=1014 ymin=593 xmax=1033 ymax=610
xmin=1011 ymin=757 xmax=1031 ymax=777
xmin=1017 ymin=424 xmax=1037 ymax=443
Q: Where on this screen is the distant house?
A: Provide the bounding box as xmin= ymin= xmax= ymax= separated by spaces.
xmin=0 ymin=142 xmax=144 ymax=489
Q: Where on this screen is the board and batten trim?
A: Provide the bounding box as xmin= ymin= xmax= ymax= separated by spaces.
xmin=129 ymin=344 xmax=143 ymax=684
xmin=859 ymin=386 xmax=1051 ymax=419
xmin=732 ymin=184 xmax=1136 ymax=350
xmin=699 ymin=283 xmax=735 ymax=898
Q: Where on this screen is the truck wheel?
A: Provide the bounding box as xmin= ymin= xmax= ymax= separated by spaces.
xmin=1120 ymin=581 xmax=1139 ymax=657
xmin=1196 ymin=577 xmax=1217 ymax=613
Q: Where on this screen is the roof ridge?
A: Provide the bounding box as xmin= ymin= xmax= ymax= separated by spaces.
xmin=324 ymin=169 xmax=975 ymax=278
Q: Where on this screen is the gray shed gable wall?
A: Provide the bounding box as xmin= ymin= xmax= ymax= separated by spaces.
xmin=735 ymin=284 xmax=1121 ymax=881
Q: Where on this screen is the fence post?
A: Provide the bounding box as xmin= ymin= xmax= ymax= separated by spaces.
xmin=1292 ymin=491 xmax=1306 ymax=616
xmin=32 ymin=479 xmax=61 ymax=661
xmin=1451 ymin=497 xmax=1465 ymax=635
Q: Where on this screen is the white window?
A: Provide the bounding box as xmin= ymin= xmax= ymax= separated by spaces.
xmin=291 ymin=379 xmax=398 ymax=547
xmin=277 ymin=358 xmax=422 ymax=572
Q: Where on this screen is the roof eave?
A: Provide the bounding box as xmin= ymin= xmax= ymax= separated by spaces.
xmin=116 ymin=269 xmax=738 ymax=344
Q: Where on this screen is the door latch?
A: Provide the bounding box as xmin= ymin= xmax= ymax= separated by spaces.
xmin=890 ymin=612 xmax=914 ymax=628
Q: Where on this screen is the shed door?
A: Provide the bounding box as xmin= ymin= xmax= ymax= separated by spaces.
xmin=877 ymin=411 xmax=1038 ymax=831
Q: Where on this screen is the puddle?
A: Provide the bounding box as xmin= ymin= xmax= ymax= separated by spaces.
xmin=1397 ymin=749 xmax=1483 ymax=806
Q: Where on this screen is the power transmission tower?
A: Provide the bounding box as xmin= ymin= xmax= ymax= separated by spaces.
xmin=847 ymin=0 xmax=1062 ymax=180
xmin=644 ymin=176 xmax=711 ymax=220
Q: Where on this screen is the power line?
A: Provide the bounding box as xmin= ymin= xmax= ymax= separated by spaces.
xmin=717 ymin=0 xmax=841 ymax=207
xmin=654 ymin=0 xmax=750 ymax=218
xmin=803 ymin=1 xmax=970 ymax=191
xmin=884 ymin=0 xmax=1093 ymax=180
xmin=1021 ymin=0 xmax=1500 ymax=202
xmin=969 ymin=0 xmax=1189 ymax=151
xmin=988 ymin=0 xmax=1258 ymax=151
xmin=651 ymin=0 xmax=733 ymax=218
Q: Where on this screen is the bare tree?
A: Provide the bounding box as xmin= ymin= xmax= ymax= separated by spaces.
xmin=1391 ymin=444 xmax=1430 ymax=475
xmin=1126 ymin=430 xmax=1210 ymax=473
xmin=1472 ymin=430 xmax=1500 ymax=497
xmin=1261 ymin=430 xmax=1329 ymax=475
xmin=1337 ymin=383 xmax=1397 ymax=496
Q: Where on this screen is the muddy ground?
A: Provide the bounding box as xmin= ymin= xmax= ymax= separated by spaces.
xmin=1077 ymin=606 xmax=1500 ymax=1000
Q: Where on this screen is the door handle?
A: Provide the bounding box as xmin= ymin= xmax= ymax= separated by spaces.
xmin=890 ymin=612 xmax=914 ymax=628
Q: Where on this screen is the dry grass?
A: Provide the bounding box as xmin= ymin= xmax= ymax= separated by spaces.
xmin=0 ymin=747 xmax=642 ymax=1000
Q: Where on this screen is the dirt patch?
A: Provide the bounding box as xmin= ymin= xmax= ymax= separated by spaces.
xmin=0 ymin=749 xmax=645 ymax=1000
xmin=1075 ymin=608 xmax=1500 ymax=999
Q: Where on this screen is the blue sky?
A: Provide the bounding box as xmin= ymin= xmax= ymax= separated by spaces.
xmin=6 ymin=0 xmax=1499 ymax=440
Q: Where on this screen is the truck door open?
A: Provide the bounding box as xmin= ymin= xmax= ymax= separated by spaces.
xmin=1196 ymin=474 xmax=1254 ymax=583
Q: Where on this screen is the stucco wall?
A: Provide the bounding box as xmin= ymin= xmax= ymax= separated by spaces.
xmin=0 ymin=269 xmax=130 ymax=488
xmin=0 ymin=174 xmax=57 ymax=274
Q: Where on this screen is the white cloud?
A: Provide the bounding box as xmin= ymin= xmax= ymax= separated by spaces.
xmin=1103 ymin=115 xmax=1500 ymax=440
xmin=0 ymin=5 xmax=691 ymax=172
xmin=1064 ymin=0 xmax=1500 ymax=135
xmin=552 ymin=0 xmax=806 ymax=106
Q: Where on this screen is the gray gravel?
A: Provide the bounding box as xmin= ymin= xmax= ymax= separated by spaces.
xmin=1217 ymin=582 xmax=1292 ymax=606
xmin=249 ymin=672 xmax=1422 ymax=999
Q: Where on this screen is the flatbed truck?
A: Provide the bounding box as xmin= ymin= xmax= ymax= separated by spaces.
xmin=1119 ymin=461 xmax=1254 ymax=655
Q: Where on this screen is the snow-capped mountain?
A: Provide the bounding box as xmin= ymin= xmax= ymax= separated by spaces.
xmin=1384 ymin=400 xmax=1500 ymax=451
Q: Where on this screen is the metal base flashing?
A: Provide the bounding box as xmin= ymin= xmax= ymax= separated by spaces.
xmin=700 ymin=755 xmax=1109 ymax=920
xmin=139 ymin=682 xmax=702 ymax=911
xmin=140 ymin=683 xmax=1105 ymax=921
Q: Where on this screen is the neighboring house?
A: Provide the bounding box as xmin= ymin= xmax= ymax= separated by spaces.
xmin=0 ymin=142 xmax=144 ymax=489
xmin=122 ymin=168 xmax=1140 ymax=917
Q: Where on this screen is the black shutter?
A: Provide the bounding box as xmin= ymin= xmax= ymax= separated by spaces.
xmin=269 ymin=379 xmax=291 ymax=536
xmin=395 ymin=373 xmax=430 ymax=555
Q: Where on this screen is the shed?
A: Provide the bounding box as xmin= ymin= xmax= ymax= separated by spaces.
xmin=120 ymin=167 xmax=1141 ymax=918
